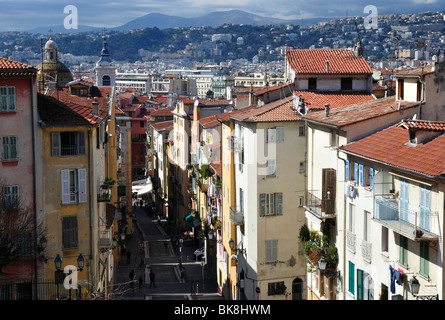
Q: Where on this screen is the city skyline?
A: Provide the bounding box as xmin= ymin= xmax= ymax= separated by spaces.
xmin=0 ymin=0 xmax=442 ymax=32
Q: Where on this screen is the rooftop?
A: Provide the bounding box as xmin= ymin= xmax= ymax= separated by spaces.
xmin=340 ymin=120 xmax=445 ymax=178
xmin=303 ymin=96 xmax=418 ymax=128
xmin=0 ymin=56 xmax=37 ymax=76
xmin=286 ymin=49 xmax=373 ymax=75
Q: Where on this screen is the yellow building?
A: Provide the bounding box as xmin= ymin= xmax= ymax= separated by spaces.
xmin=37 ymin=82 xmax=121 ymax=299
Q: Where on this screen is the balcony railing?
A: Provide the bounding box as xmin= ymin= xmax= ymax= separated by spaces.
xmin=374 ymin=195 xmax=439 ymax=240
xmin=361 ymin=240 xmax=372 ymax=263
xmin=230 ymin=207 xmax=244 ymax=225
xmin=305 ymin=190 xmax=336 ymax=218
xmin=99 ymin=229 xmax=112 ymax=247
xmin=346 ymin=230 xmax=356 ymax=253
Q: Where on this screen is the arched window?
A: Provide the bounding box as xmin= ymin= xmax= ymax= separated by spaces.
xmin=102 ymin=75 xmax=111 ymax=86
xmin=292 ymin=278 xmax=304 ymax=300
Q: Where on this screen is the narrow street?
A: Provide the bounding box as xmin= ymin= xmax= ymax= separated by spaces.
xmin=114 ymin=204 xmax=223 ymax=300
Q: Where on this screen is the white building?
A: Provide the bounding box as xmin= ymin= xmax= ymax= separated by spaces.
xmin=302 ymin=97 xmax=420 ymax=300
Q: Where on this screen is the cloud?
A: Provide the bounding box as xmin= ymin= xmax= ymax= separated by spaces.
xmin=0 ymin=0 xmax=442 ymax=32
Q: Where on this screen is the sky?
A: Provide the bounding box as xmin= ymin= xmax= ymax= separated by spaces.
xmin=0 ymin=0 xmax=443 ymax=32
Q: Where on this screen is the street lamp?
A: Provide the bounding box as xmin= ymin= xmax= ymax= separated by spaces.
xmin=408 ymin=276 xmax=420 ymax=296
xmin=77 ymin=254 xmax=85 ymax=271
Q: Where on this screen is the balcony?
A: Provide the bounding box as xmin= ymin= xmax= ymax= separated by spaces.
xmin=98 ymin=229 xmax=112 ymax=248
xmin=230 ymin=207 xmax=244 ymax=225
xmin=304 ymin=190 xmax=336 ymax=219
xmin=374 ymin=195 xmax=439 ymax=241
xmin=361 ymin=240 xmax=372 ymax=263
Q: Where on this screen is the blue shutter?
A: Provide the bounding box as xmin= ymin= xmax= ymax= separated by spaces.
xmin=359 ymin=164 xmax=364 ymax=186
xmin=354 ymin=163 xmax=358 ymax=184
xmin=369 ymin=168 xmax=374 ymax=190
xmin=345 ymin=160 xmax=350 ymax=181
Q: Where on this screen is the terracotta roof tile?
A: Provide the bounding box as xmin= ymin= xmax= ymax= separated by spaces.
xmin=340 ymin=122 xmax=445 ymax=177
xmin=230 ymin=96 xmax=301 ymax=122
xmin=287 ymin=49 xmax=372 ymax=75
xmin=399 ymin=119 xmax=445 ymax=131
xmin=151 ymin=120 xmax=173 ymax=132
xmin=0 ymin=57 xmax=37 ymax=75
xmin=303 ymin=96 xmax=418 ymax=128
xmin=293 ymin=91 xmax=375 ymax=110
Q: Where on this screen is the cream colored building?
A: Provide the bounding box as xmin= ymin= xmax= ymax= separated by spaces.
xmin=303 ymin=97 xmax=420 ymax=300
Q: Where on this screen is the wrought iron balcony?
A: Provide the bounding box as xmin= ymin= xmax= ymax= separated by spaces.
xmin=304 ymin=190 xmax=336 ymax=219
xmin=230 ymin=207 xmax=244 ymax=225
xmin=374 ymin=195 xmax=439 ymax=240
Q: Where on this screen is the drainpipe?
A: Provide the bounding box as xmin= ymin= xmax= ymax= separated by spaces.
xmin=30 ymin=77 xmax=39 ymax=299
xmin=88 ymin=128 xmax=94 ymax=294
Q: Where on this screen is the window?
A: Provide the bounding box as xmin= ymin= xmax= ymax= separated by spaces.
xmin=266 ymin=160 xmax=276 ymax=177
xmin=268 ymin=281 xmax=285 ymax=295
xmin=357 ymin=269 xmax=364 ymax=300
xmin=276 ymin=127 xmax=285 ymax=142
xmin=348 ymin=203 xmax=355 ymax=232
xmin=364 ymin=210 xmax=371 ymax=242
xmin=299 ymin=126 xmax=305 ymax=136
xmin=308 ymin=78 xmax=317 ymax=91
xmin=267 ymin=127 xmax=284 ymax=143
xmin=61 ymin=168 xmax=87 ymax=204
xmin=3 ymin=185 xmax=19 ymax=209
xmin=299 ymin=161 xmax=306 ymax=173
xmin=259 ymin=193 xmax=283 ymax=216
xmin=265 ymin=239 xmax=278 ymax=263
xmin=102 ymin=75 xmax=111 ymax=86
xmin=62 ymin=216 xmax=78 ymax=249
xmin=341 ymin=77 xmax=353 ymax=91
xmin=51 ymin=132 xmax=86 ymax=156
xmin=420 ymin=241 xmax=429 ymax=278
xmin=400 ymin=235 xmax=408 ymax=267
xmin=2 ymin=136 xmax=17 ymax=161
xmin=381 ymin=226 xmax=389 ymax=255
xmin=348 ymin=261 xmax=355 ymax=295
xmin=0 ymin=86 xmax=16 ymax=112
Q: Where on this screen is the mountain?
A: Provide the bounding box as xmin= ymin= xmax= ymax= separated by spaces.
xmin=26 ymin=10 xmax=331 ymax=33
xmin=113 ymin=10 xmax=305 ymax=30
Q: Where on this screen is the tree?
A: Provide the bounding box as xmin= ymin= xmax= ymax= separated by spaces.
xmin=0 ymin=180 xmax=36 ymax=274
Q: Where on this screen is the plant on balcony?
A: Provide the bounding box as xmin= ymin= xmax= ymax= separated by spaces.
xmin=101 ymin=177 xmax=116 ymax=189
xmin=199 ymin=164 xmax=213 ymax=179
xmin=299 ymin=224 xmax=338 ymax=272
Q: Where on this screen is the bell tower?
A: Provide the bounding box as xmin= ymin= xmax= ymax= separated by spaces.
xmin=95 ymin=35 xmax=116 ymax=87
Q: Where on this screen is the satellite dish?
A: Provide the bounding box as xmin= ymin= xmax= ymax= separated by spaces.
xmin=194 ymin=99 xmax=199 ymax=107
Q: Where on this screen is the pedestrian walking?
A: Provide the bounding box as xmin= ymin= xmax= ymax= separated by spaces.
xmin=139 ymin=199 xmax=143 ymax=207
xmin=126 ymin=249 xmax=131 ymax=264
xmin=129 ymin=269 xmax=135 ymax=293
xmin=138 ymin=276 xmax=143 ymax=295
xmin=149 ymin=270 xmax=156 ymax=288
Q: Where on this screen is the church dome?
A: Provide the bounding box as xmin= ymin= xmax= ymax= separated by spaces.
xmin=36 ymin=61 xmax=74 ymax=87
xmin=45 ymin=39 xmax=58 ymax=51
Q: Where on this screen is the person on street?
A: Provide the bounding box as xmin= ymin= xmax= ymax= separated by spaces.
xmin=129 ymin=269 xmax=135 ymax=294
xmin=126 ymin=249 xmax=131 ymax=264
xmin=149 ymin=270 xmax=156 ymax=288
xmin=138 ymin=276 xmax=144 ymax=295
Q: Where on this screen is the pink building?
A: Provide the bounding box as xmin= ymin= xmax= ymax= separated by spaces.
xmin=0 ymin=57 xmax=44 ymax=299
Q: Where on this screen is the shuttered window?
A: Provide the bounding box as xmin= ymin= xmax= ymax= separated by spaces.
xmin=62 ymin=216 xmax=78 ymax=250
xmin=2 ymin=136 xmax=17 ymax=161
xmin=266 ymin=160 xmax=276 ymax=177
xmin=266 ymin=240 xmax=278 ymax=263
xmin=348 ymin=261 xmax=355 ymax=295
xmin=61 ymin=168 xmax=87 ymax=204
xmin=0 ymin=86 xmax=16 ymax=112
xmin=259 ymin=193 xmax=283 ymax=216
xmin=3 ymin=185 xmax=19 ymax=209
xmin=51 ymin=131 xmax=86 ymax=156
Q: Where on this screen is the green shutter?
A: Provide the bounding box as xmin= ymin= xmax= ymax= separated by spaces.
xmin=357 ymin=269 xmax=364 ymax=300
xmin=349 ymin=261 xmax=355 ymax=295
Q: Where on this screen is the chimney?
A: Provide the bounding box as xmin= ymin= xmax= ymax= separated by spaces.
xmin=92 ymin=97 xmax=100 ymax=116
xmin=325 ymin=104 xmax=330 ymax=117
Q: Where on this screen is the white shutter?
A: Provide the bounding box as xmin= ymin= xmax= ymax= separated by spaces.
xmin=275 ymin=193 xmax=283 ymax=215
xmin=266 ymin=160 xmax=276 ymax=177
xmin=267 ymin=128 xmax=276 ymax=143
xmin=276 ymin=127 xmax=285 ymax=142
xmin=61 ymin=169 xmax=70 ymax=204
xmin=78 ymin=168 xmax=87 ymax=203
